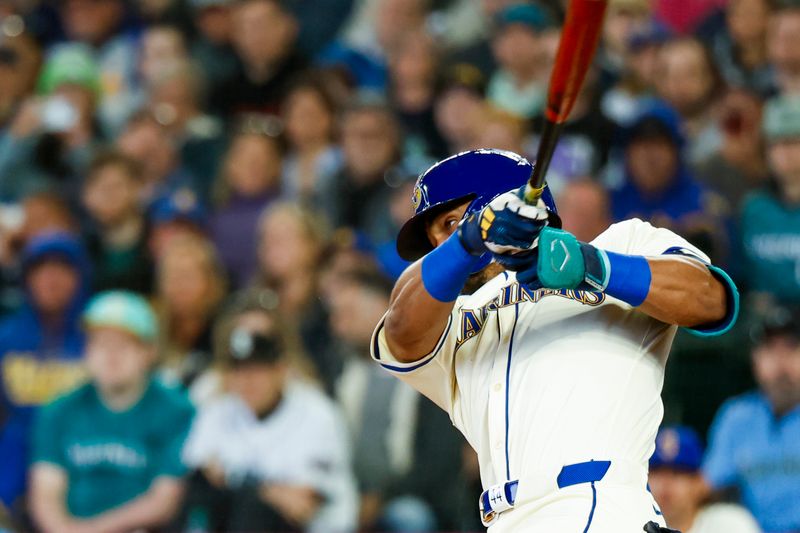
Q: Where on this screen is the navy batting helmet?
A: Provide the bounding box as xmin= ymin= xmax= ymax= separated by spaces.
xmin=396 ymin=149 xmax=560 ymax=260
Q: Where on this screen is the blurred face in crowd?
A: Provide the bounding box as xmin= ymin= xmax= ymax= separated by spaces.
xmin=117 ymin=118 xmax=177 ymax=184
xmin=493 ymin=24 xmax=543 ymax=79
xmin=194 ymin=4 xmax=232 ymax=44
xmin=628 ymin=43 xmax=661 ymax=90
xmin=86 ymin=328 xmax=153 ymax=395
xmin=159 ymin=239 xmax=222 ymax=318
xmin=0 ymin=34 xmax=41 ymax=122
xmin=223 ymin=134 xmax=282 ymax=197
xmin=648 ymin=468 xmax=704 ymax=528
xmin=556 ymin=180 xmax=611 ymax=242
xmin=19 ymin=196 xmax=76 ymax=244
xmin=259 ymin=207 xmax=319 ymax=280
xmin=139 ymin=27 xmax=187 ymax=86
xmin=470 ymin=112 xmax=525 ymax=154
xmin=341 ymin=109 xmax=399 ymax=181
xmin=150 ymin=68 xmax=200 ymax=131
xmin=62 ymin=0 xmax=124 ymax=45
xmin=375 ymin=0 xmax=428 ymax=53
xmin=768 ymin=10 xmax=800 ymax=78
xmin=390 ymin=32 xmax=437 ymax=89
xmin=718 ymin=88 xmax=762 ymax=143
xmin=228 ymin=359 xmax=287 ymax=414
xmin=329 ymin=280 xmax=390 ymax=349
xmin=284 ymin=87 xmax=335 ymax=150
xmin=727 ymin=0 xmax=771 ymax=46
xmin=27 ymin=259 xmax=80 ymax=316
xmin=768 ymin=139 xmax=800 ymax=200
xmin=435 ymin=87 xmax=483 ymax=151
xmin=754 ymin=334 xmax=800 ymax=415
xmin=603 ymin=3 xmax=651 ymax=57
xmin=626 ymin=136 xmax=679 ymax=196
xmin=83 ymin=163 xmax=142 ymax=227
xmin=231 ymin=0 xmax=297 ymax=70
xmin=656 ymin=39 xmax=716 ymax=117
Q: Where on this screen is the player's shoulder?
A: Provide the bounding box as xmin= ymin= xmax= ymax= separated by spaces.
xmin=590 ymin=218 xmax=651 ymax=245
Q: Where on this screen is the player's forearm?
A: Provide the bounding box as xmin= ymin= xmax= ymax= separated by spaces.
xmin=385 ymin=261 xmax=456 ymax=363
xmin=639 ymin=257 xmax=727 ymax=327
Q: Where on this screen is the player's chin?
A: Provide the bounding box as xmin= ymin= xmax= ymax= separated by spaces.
xmin=463 ymin=262 xmax=507 ymax=295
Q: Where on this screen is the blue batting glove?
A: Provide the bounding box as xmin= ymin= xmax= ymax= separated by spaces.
xmin=457 ymin=188 xmax=550 ymax=257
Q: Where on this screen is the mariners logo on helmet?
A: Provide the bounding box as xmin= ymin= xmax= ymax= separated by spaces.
xmin=412 ymin=184 xmax=424 ymax=210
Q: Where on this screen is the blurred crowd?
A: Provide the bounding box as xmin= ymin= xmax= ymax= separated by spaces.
xmin=0 ymin=0 xmax=799 ymax=531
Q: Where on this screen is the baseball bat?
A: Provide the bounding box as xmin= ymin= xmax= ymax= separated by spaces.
xmin=523 ymin=0 xmax=609 ymax=204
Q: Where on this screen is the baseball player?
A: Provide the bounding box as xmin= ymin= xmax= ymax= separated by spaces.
xmin=371 ymin=150 xmax=738 ymax=532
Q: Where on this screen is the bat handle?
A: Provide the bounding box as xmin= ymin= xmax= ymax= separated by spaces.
xmin=522 ymin=183 xmax=545 ymax=204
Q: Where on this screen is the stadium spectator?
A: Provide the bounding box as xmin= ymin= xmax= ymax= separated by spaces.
xmin=189 ymin=0 xmax=238 ymax=97
xmin=767 ymin=2 xmax=800 ymax=96
xmin=488 ymin=3 xmax=556 ymax=119
xmin=147 ymin=188 xmax=208 ymax=259
xmin=703 ymin=305 xmax=800 ymax=533
xmin=255 ymin=202 xmax=338 ymax=382
xmin=609 ymin=102 xmax=728 ymax=262
xmin=694 ymin=88 xmax=769 ymax=211
xmin=211 ymin=129 xmax=282 ymax=288
xmin=155 ymin=235 xmax=225 ymax=390
xmin=433 ymin=64 xmax=487 ymax=155
xmin=211 ymin=0 xmax=306 ymax=118
xmin=323 ymin=100 xmax=402 ymax=243
xmin=0 ymin=362 xmax=27 ymax=513
xmin=388 ymin=29 xmax=448 ymax=162
xmin=58 ymin=0 xmax=139 ymax=133
xmin=330 ymin=269 xmax=465 ymax=532
xmin=0 ymin=31 xmax=41 ymax=131
xmin=29 ymin=291 xmax=194 ymax=533
xmin=654 ymin=37 xmax=724 ymax=164
xmin=81 ymin=150 xmax=153 ymax=295
xmin=740 ymin=95 xmax=800 ymax=303
xmin=117 ymin=111 xmax=197 ymax=203
xmin=706 ymin=0 xmax=775 ymax=97
xmin=182 ymin=307 xmax=357 ymax=532
xmin=556 ymin=179 xmax=612 ymax=242
xmin=148 ymin=61 xmax=226 ymax=200
xmin=599 ymin=0 xmax=654 ymax=83
xmin=0 ymin=44 xmax=101 ymax=203
xmin=471 ymin=105 xmax=528 ymax=156
xmin=281 ymin=76 xmax=343 ymax=208
xmin=0 ymin=233 xmax=90 ymax=436
xmin=138 ymin=25 xmax=189 ymax=98
xmin=649 ymin=426 xmax=760 ymax=533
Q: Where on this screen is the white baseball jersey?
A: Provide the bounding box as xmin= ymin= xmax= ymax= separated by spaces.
xmin=182 ymin=380 xmax=358 ymax=533
xmin=371 ymin=219 xmax=712 ymax=531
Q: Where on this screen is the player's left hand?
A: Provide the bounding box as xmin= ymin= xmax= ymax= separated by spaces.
xmin=458 ymin=188 xmax=550 ymax=256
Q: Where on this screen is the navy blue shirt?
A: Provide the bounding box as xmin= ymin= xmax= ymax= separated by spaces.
xmin=703 ymin=391 xmax=800 ymax=533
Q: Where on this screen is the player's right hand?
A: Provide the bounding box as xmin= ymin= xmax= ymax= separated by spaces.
xmin=457 ymin=188 xmax=550 ymax=256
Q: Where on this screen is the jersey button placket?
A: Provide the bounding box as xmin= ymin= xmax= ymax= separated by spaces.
xmin=487 ymin=338 xmax=510 ymax=481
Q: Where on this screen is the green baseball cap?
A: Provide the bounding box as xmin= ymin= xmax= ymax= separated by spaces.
xmin=83 ymin=291 xmax=158 ymax=343
xmin=763 ymin=95 xmax=800 ymax=142
xmin=37 ymin=44 xmax=100 ymax=96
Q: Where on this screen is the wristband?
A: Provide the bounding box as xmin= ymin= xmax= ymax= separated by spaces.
xmin=421 ymin=233 xmax=485 ymax=302
xmin=598 ymin=250 xmax=652 ymax=307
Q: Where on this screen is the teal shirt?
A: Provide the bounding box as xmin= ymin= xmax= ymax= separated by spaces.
xmin=741 ymin=190 xmax=800 ymax=303
xmin=32 ymin=380 xmax=194 ymax=518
